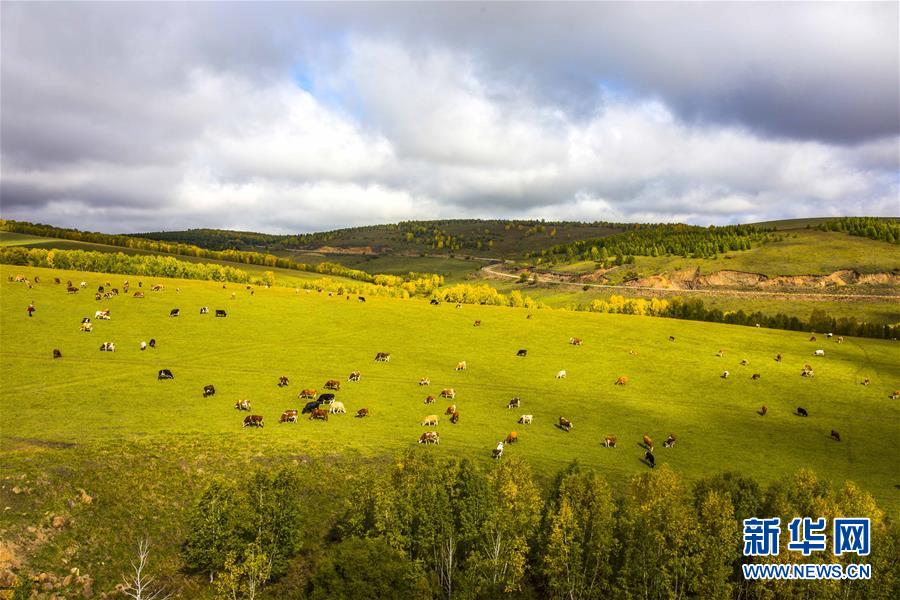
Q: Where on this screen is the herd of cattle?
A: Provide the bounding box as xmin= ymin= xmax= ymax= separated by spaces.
xmin=10 ymin=271 xmax=896 ymax=466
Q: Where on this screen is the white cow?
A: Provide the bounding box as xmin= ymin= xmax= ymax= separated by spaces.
xmin=721 ymin=370 xmax=730 ymax=379
xmin=492 ymin=442 xmax=504 ymax=459
xmin=814 ymin=350 xmax=825 ymax=356
xmin=140 ymin=341 xmax=147 ymax=351
xmin=329 ymin=401 xmax=346 ymax=414
xmin=79 ymin=281 xmax=87 ymax=288
xmin=556 ymin=370 xmax=567 ymax=379
xmin=518 ymin=414 xmax=533 ymax=425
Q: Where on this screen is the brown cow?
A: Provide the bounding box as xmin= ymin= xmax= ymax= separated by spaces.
xmin=559 ymin=417 xmax=573 ymax=432
xmin=419 ymin=377 xmax=431 ymax=386
xmin=52 ymin=349 xmax=62 ymax=359
xmin=505 ymin=431 xmax=518 ymax=444
xmin=615 ymin=376 xmax=628 ymax=385
xmin=278 ymin=376 xmax=290 ymax=387
xmin=133 ymin=291 xmax=144 ymax=298
xmin=280 ymin=410 xmax=299 ymax=423
xmin=324 ymin=379 xmax=341 ymax=391
xmin=663 ymin=434 xmax=677 ymax=448
xmin=450 ymin=411 xmax=460 ymax=424
xmin=424 ymin=395 xmax=436 ymax=405
xmin=356 ymin=408 xmax=369 ymax=418
xmin=836 ymin=336 xmax=844 ymax=344
xmin=243 ymin=415 xmax=264 ymax=428
xmin=751 ymin=373 xmax=761 ymax=380
xmin=603 ymin=435 xmax=617 ymax=448
xmin=299 ymin=389 xmax=317 ymax=399
xmin=419 ymin=431 xmax=440 ymax=444
xmin=861 ymin=378 xmax=870 ymax=386
xmin=445 ymin=404 xmax=457 ymax=415
xmin=348 ymin=371 xmax=361 ymax=382
xmin=235 ymin=399 xmax=251 ymax=411
xmin=422 ymin=414 xmax=438 ymax=426
xmin=809 ymin=335 xmax=817 ymax=342
xmin=309 ymin=408 xmax=329 ymax=421
xmin=759 ymin=405 xmax=768 ymax=416
xmin=455 ymin=361 xmax=467 ymax=371
xmin=569 ymin=337 xmax=583 ymax=346
xmin=473 ymin=320 xmax=481 ymax=327
xmin=740 ymin=359 xmax=749 ymax=366
xmin=67 ymin=286 xmax=79 ymax=294
xmin=775 ymin=353 xmax=783 ymax=362
xmin=830 ymin=430 xmax=841 ymax=442
xmin=891 ymin=391 xmax=900 ymax=400
xmin=440 ymin=388 xmax=456 ymax=399
xmin=642 ymin=435 xmax=654 ymax=451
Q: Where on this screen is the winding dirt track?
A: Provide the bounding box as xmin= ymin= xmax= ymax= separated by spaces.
xmin=480 ymin=263 xmax=900 ymax=302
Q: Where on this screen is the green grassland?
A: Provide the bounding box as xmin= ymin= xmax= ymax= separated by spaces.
xmin=551 ymin=229 xmax=900 ymax=280
xmin=2 ymin=264 xmax=899 ymax=511
xmin=272 ymin=250 xmax=483 ymax=283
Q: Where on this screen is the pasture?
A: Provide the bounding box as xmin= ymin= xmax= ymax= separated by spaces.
xmin=1 ymin=264 xmax=899 ymax=512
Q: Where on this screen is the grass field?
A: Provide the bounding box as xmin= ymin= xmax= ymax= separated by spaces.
xmin=3 ymin=264 xmax=899 ymax=513
xmin=272 ymin=250 xmax=483 ymax=283
xmin=550 ymin=230 xmax=900 ymax=279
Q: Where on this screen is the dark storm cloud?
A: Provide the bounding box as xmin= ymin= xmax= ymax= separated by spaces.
xmin=1 ymin=1 xmax=897 ymax=234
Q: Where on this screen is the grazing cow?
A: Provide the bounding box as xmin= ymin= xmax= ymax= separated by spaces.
xmin=200 ymin=307 xmax=209 ymax=314
xmin=203 ymin=385 xmax=216 ymax=397
xmin=309 ymin=408 xmax=329 ymax=421
xmin=54 ymin=277 xmax=61 ymax=284
xmin=280 ymin=410 xmax=299 ymax=423
xmin=492 ymin=442 xmax=504 ymax=459
xmin=796 ymin=407 xmax=809 ymax=417
xmin=95 ymin=309 xmax=110 ymax=319
xmin=507 ymin=397 xmax=521 ymax=409
xmin=559 ymin=417 xmax=573 ymax=432
xmin=518 ymin=414 xmax=533 ymax=425
xmin=445 ymin=404 xmax=457 ymax=415
xmin=830 ymin=430 xmax=841 ymax=442
xmin=157 ymin=369 xmax=174 ymax=380
xmin=813 ymin=349 xmax=825 ymax=356
xmin=440 ymin=388 xmax=456 ymax=399
xmin=324 ymin=379 xmax=341 ymax=391
xmin=891 ymin=391 xmax=899 ymax=400
xmin=629 ymin=349 xmax=640 ymax=356
xmin=111 ymin=289 xmax=118 ymax=296
xmin=243 ymin=415 xmax=264 ymax=428
xmin=100 ymin=342 xmax=116 ymax=352
xmin=422 ymin=414 xmax=438 ymax=426
xmin=80 ymin=281 xmax=87 ymax=288
xmin=556 ymin=370 xmax=567 ymax=379
xmin=826 ymin=333 xmax=833 ymax=338
xmin=517 ymin=349 xmax=528 ymax=357
xmin=809 ymin=335 xmax=817 ymax=342
xmin=82 ymin=317 xmax=91 ymax=324
xmin=419 ymin=431 xmax=440 ymax=444
xmin=430 ymin=299 xmax=440 ymax=305
xmin=358 ymin=296 xmax=366 ymax=302
xmin=569 ymin=337 xmax=583 ymax=346
xmin=419 ymin=377 xmax=430 ymax=386
xmin=299 ymin=389 xmax=317 ymax=399
xmin=505 ymin=431 xmax=518 ymax=444
xmin=133 ymin=292 xmax=144 ymax=298
xmin=348 ymin=371 xmax=361 ymax=382
xmin=455 ymin=361 xmax=467 ymax=371
xmin=721 ymin=370 xmax=730 ymax=379
xmin=80 ymin=323 xmax=93 ymax=332
xmin=836 ymin=336 xmax=844 ymax=344
xmin=663 ymin=434 xmax=677 ymax=448
xmin=450 ymin=411 xmax=460 ymax=424
xmin=98 ymin=286 xmax=105 ymax=293
xmin=668 ymin=336 xmax=675 ymax=342
xmin=615 ymin=376 xmax=628 ymax=386
xmin=751 ymin=373 xmax=761 ymax=380
xmin=526 ymin=314 xmax=533 ymax=320
xmin=67 ymin=286 xmax=79 ymax=294
xmin=302 ymin=400 xmax=322 ymax=414
xmin=801 ymin=367 xmax=814 ymax=378
xmin=95 ymin=293 xmax=103 ymax=301
xmin=235 ymin=399 xmax=251 ymax=411
xmin=151 ymin=285 xmax=162 ymax=292
xmin=318 ymin=393 xmax=336 ymax=405
xmin=642 ymin=435 xmax=654 ymax=451
xmin=424 ymin=395 xmax=436 ymax=405
xmin=329 ymin=402 xmax=346 ymax=414
xmin=356 ymin=408 xmax=369 ymax=418
xmin=374 ymin=352 xmax=391 ymax=362
xmin=278 ymin=376 xmax=290 ymax=387
xmin=215 ymin=310 xmax=227 ymax=317
xmin=148 ymin=338 xmax=156 ymax=348
xmin=740 ymin=359 xmax=749 ymax=366
xmin=52 ymin=349 xmax=62 ymax=359
xmin=716 ymin=349 xmax=725 ymax=357
xmin=759 ymin=405 xmax=768 ymax=416
xmin=603 ymin=435 xmax=617 ymax=448
xmin=645 ymin=451 xmax=656 ymax=468
xmin=473 ymin=320 xmax=481 ymax=327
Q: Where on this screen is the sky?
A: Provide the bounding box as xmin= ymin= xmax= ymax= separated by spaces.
xmin=1 ymin=1 xmax=898 ymax=234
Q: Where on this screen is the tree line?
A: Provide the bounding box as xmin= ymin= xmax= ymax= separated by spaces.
xmin=180 ymin=454 xmax=898 ymax=599
xmin=580 ymin=295 xmax=899 ymax=340
xmin=528 ymin=224 xmax=776 ymax=264
xmin=816 ymin=218 xmax=900 ymax=244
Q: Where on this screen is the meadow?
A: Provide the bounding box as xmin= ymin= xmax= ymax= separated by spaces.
xmin=2 ymin=264 xmax=898 ymax=512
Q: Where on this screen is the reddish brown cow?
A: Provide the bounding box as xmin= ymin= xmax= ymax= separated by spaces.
xmin=309 ymin=408 xmax=329 ymax=421
xmin=759 ymin=405 xmax=768 ymax=416
xmin=642 ymin=435 xmax=654 ymax=451
xmin=559 ymin=417 xmax=573 ymax=432
xmin=505 ymin=431 xmax=518 ymax=444
xmin=243 ymin=415 xmax=264 ymax=428
xmin=615 ymin=376 xmax=628 ymax=385
xmin=299 ymin=389 xmax=317 ymax=399
xmin=450 ymin=411 xmax=460 ymax=424
xmin=280 ymin=410 xmax=299 ymax=423
xmin=603 ymin=435 xmax=617 ymax=448
xmin=356 ymin=408 xmax=369 ymax=418
xmin=830 ymin=430 xmax=841 ymax=442
xmin=278 ymin=376 xmax=290 ymax=387
xmin=324 ymin=379 xmax=341 ymax=391
xmin=445 ymin=404 xmax=457 ymax=415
